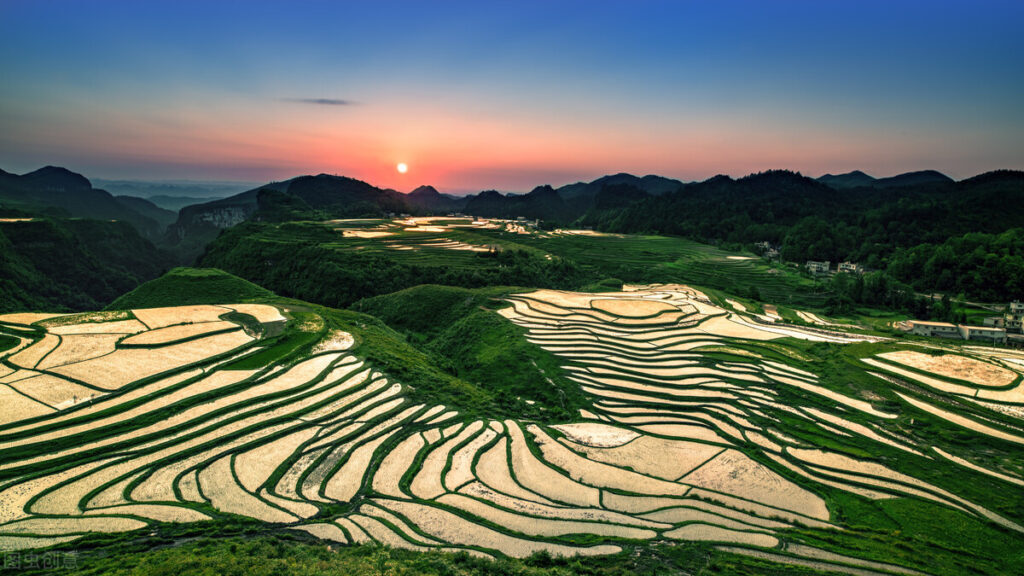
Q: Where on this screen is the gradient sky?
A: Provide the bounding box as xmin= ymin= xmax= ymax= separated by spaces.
xmin=1 ymin=1 xmax=1023 ymax=193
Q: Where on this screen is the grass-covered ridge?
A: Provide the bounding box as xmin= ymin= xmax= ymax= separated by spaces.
xmin=106 ymin=267 xmax=274 ymax=309
xmin=352 ymin=284 xmax=589 ymax=421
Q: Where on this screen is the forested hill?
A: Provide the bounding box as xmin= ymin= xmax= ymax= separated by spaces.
xmin=583 ymin=169 xmax=1024 ymax=260
xmin=165 ymin=174 xmax=408 ymax=260
xmin=0 ymin=217 xmax=175 ymax=312
xmin=166 ymin=172 xmax=680 ymax=259
xmin=579 ymin=169 xmax=1024 ymax=301
xmin=461 ymin=174 xmax=683 ymax=222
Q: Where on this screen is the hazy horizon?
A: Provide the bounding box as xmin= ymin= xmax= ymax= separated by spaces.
xmin=4 ymin=164 xmax=996 ymax=198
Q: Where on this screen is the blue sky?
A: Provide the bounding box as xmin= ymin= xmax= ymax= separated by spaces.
xmin=1 ymin=0 xmax=1022 ymax=191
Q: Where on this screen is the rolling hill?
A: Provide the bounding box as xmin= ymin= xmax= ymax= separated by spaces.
xmin=165 ymin=174 xmax=408 ymax=261
xmin=873 ymin=169 xmax=953 ymax=188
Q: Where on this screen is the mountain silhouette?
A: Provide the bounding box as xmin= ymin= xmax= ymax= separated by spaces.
xmin=817 ymin=170 xmax=876 ymax=189
xmin=872 ymin=170 xmax=953 ymax=188
xmin=558 ymin=173 xmax=682 ymax=199
xmin=0 ymin=166 xmax=170 ymax=239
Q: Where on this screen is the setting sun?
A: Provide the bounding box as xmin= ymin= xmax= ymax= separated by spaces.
xmin=396 ymin=162 xmax=408 ymax=174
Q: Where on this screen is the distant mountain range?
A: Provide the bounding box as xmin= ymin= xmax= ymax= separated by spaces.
xmin=0 ymin=166 xmax=174 ymax=241
xmin=92 ymin=178 xmax=256 ymax=209
xmin=160 ymin=172 xmax=688 ymax=258
xmin=5 ymin=164 xmax=1021 ymax=267
xmin=4 ymin=163 xmax=1023 ymax=308
xmin=161 ymin=166 xmax=972 ymax=249
xmin=146 ymin=195 xmax=229 ymax=211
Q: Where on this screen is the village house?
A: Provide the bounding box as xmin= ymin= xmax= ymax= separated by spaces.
xmin=909 ymin=320 xmax=961 ymax=339
xmin=1006 ymin=301 xmax=1024 ymax=333
xmin=837 ymin=261 xmax=863 ymax=274
xmin=959 ymin=325 xmax=1008 ymax=344
xmin=983 ymin=316 xmax=1004 ymax=327
xmin=984 ymin=301 xmax=1024 ymax=333
xmin=908 ymin=319 xmax=1008 ymax=344
xmin=805 ymin=260 xmax=831 ymax=275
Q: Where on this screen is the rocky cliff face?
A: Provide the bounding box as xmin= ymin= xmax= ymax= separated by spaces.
xmin=163 ymin=189 xmax=262 ymax=261
xmin=169 ymin=206 xmax=252 ymax=242
xmin=170 ymin=188 xmax=262 ymax=234
xmin=189 ymin=205 xmax=252 ymax=230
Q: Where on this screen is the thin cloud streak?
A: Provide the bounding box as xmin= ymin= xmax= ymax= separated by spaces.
xmin=281 ymin=98 xmax=357 ymax=106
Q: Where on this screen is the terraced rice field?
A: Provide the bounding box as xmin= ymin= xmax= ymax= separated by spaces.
xmin=323 ymin=223 xmax=512 ymax=267
xmin=1 ymin=288 xmax=1022 ymax=574
xmin=865 ymin=349 xmax=1024 ymax=404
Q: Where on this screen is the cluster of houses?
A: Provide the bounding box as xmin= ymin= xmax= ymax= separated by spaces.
xmin=908 ymin=301 xmax=1024 ymax=345
xmin=515 ymin=216 xmax=542 ymax=228
xmin=983 ymin=300 xmax=1024 ymax=332
xmin=750 ymin=240 xmax=1021 ymax=347
xmin=804 ymin=260 xmax=864 ymax=276
xmin=752 ymin=243 xmax=866 ymax=277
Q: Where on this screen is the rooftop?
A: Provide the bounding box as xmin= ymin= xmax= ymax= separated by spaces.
xmin=961 ymin=325 xmax=1007 ymax=334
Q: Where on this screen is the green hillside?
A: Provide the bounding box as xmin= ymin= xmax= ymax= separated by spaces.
xmin=198 ymin=220 xmax=827 ymax=309
xmin=353 ymin=285 xmax=588 ymax=420
xmin=198 ymin=221 xmax=589 ymax=308
xmin=0 ymin=217 xmax=174 ymax=313
xmin=106 ymin=267 xmax=274 ymax=309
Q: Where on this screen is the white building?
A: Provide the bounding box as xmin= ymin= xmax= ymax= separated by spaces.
xmin=909 ymin=320 xmax=960 ymax=339
xmin=805 ymin=260 xmax=831 ymax=275
xmin=959 ymin=325 xmax=1008 ymax=344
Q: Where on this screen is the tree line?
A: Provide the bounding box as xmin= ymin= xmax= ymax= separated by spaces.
xmin=582 ymin=170 xmax=1024 ymax=303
